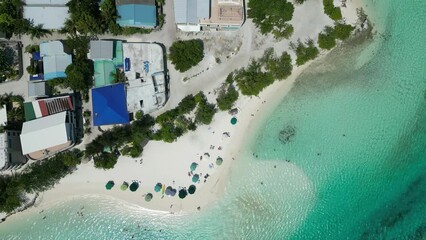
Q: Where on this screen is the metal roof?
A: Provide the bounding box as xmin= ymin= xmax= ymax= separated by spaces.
xmin=20 ymin=111 xmax=71 ymax=155
xmin=23 ymin=6 xmax=69 ymax=30
xmin=94 ymin=60 xmax=116 ymax=87
xmin=0 ymin=133 xmax=6 ymax=169
xmin=92 ymin=84 xmax=129 ymax=126
xmin=116 ymin=0 xmax=155 ymax=5
xmin=43 ymin=55 xmax=72 ymax=80
xmin=0 ymin=106 xmax=6 ymax=126
xmin=28 ymin=81 xmax=47 ymax=98
xmin=174 ymin=0 xmax=210 ymax=24
xmin=116 ymin=4 xmax=157 ymax=27
xmin=40 ymin=41 xmax=72 ymax=80
xmin=25 ymin=0 xmax=69 ymax=4
xmin=90 ymin=40 xmax=114 ymax=60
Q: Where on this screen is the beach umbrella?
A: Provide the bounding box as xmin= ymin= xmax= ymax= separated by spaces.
xmin=154 ymin=183 xmax=162 ymax=192
xmin=105 ymin=180 xmax=114 ymax=190
xmin=120 ymin=181 xmax=129 ymax=191
xmin=192 ymin=174 xmax=200 ymax=183
xmin=216 ymin=157 xmax=223 ymax=166
xmin=190 ymin=162 xmax=198 ymax=171
xmin=230 ymin=117 xmax=237 ymax=125
xmin=129 ymin=182 xmax=139 ymax=192
xmin=178 ymin=189 xmax=187 ymax=199
xmin=170 ymin=189 xmax=177 ymax=196
xmin=145 ymin=193 xmax=153 ymax=202
xmin=165 ymin=186 xmax=173 ymax=196
xmin=188 ymin=185 xmax=196 ymax=194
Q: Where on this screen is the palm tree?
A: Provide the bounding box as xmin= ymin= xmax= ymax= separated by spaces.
xmin=28 ymin=24 xmax=52 ymax=40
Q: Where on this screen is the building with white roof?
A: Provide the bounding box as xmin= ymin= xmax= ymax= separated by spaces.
xmin=20 ymin=111 xmax=76 ymax=160
xmin=174 ymin=0 xmax=245 ymax=31
xmin=23 ymin=0 xmax=70 ymax=30
xmin=123 ymin=42 xmax=167 ymax=114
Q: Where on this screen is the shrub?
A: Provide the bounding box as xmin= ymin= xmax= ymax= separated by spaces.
xmin=169 ymin=40 xmax=204 ymax=72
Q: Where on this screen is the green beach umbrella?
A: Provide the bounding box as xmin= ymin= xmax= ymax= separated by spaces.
xmin=190 ymin=162 xmax=198 ymax=171
xmin=216 ymin=157 xmax=223 ymax=166
xmin=188 ymin=185 xmax=196 ymax=194
xmin=129 ymin=182 xmax=139 ymax=192
xmin=178 ymin=189 xmax=188 ymax=199
xmin=192 ymin=174 xmax=200 ymax=183
xmin=154 ymin=182 xmax=162 ymax=192
xmin=105 ymin=180 xmax=114 ymax=190
xmin=145 ymin=193 xmax=153 ymax=202
xmin=230 ymin=117 xmax=237 ymax=125
xmin=120 ymin=181 xmax=129 ymax=191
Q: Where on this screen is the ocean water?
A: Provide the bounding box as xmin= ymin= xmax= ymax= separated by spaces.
xmin=1 ymin=0 xmax=426 ymax=239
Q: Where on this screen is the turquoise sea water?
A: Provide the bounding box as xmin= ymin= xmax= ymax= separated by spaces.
xmin=1 ymin=0 xmax=426 ymax=239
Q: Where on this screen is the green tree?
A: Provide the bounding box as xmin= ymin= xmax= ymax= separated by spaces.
xmin=177 ymin=94 xmax=197 ymax=114
xmin=100 ymin=0 xmax=122 ymax=35
xmin=334 ymin=23 xmax=355 ymax=40
xmin=169 ymin=40 xmax=204 ymax=72
xmin=265 ymin=50 xmax=293 ymax=80
xmin=195 ymin=92 xmax=216 ymax=125
xmin=234 ymin=61 xmax=274 ymax=96
xmin=323 ymin=0 xmax=342 ymax=20
xmin=248 ymin=0 xmax=295 ymax=39
xmin=64 ymin=60 xmax=93 ymax=92
xmin=28 ymin=24 xmax=51 ymax=40
xmin=61 ymin=149 xmax=83 ymax=167
xmin=66 ymin=0 xmax=103 ymax=34
xmin=293 ymin=39 xmax=319 ymax=66
xmin=94 ymin=152 xmax=118 ymax=169
xmin=318 ymin=26 xmax=336 ymax=50
xmin=216 ymin=84 xmax=239 ymax=111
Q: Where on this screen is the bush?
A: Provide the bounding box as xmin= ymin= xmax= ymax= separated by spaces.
xmin=318 ymin=26 xmax=337 ymax=50
xmin=323 ymin=0 xmax=342 ymax=20
xmin=293 ymin=39 xmax=319 ymax=66
xmin=169 ymin=40 xmax=204 ymax=72
xmin=248 ymin=0 xmax=295 ymax=39
xmin=216 ymin=84 xmax=239 ymax=111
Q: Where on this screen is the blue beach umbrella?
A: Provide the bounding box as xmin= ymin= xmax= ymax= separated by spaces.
xmin=192 ymin=174 xmax=200 ymax=183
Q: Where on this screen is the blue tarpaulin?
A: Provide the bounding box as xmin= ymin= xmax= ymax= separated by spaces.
xmin=92 ymin=83 xmax=130 ymax=126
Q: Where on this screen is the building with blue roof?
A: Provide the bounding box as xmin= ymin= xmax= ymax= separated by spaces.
xmin=92 ymin=83 xmax=130 ymax=126
xmin=116 ymin=0 xmax=157 ymax=28
xmin=38 ymin=41 xmax=72 ymax=81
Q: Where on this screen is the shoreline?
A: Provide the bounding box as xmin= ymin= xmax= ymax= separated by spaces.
xmin=0 ymin=0 xmax=367 ymax=225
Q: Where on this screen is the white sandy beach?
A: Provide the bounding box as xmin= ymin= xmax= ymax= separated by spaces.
xmin=1 ymin=0 xmax=365 ymax=220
